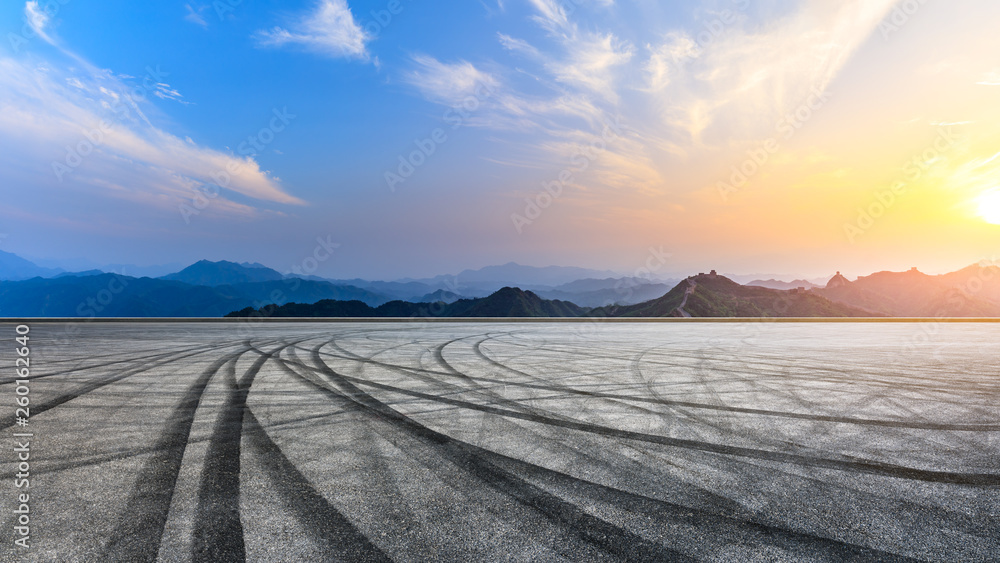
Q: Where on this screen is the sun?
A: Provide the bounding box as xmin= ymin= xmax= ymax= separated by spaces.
xmin=978 ymin=191 xmax=1000 ymax=225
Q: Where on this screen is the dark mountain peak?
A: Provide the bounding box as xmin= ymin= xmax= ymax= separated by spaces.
xmin=161 ymin=260 xmax=285 ymax=286
xmin=597 ymin=272 xmax=875 ymax=318
xmin=457 ymin=286 xmax=558 ymax=316
xmin=228 ymin=285 xmax=588 ymax=318
xmin=826 ymin=271 xmax=851 ymax=288
xmin=492 ymin=286 xmax=533 ymax=298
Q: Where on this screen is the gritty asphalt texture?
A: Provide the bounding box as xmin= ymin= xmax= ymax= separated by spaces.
xmin=1 ymin=321 xmax=998 ymax=562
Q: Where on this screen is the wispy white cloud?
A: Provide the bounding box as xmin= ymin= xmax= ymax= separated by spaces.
xmin=404 ymin=55 xmax=499 ymax=105
xmin=644 ymin=0 xmax=898 ymax=147
xmin=24 ymin=1 xmax=53 ymax=43
xmin=977 ymin=68 xmax=1000 ymax=86
xmin=0 ymin=58 xmax=303 ymax=207
xmin=152 ymin=82 xmax=191 ymax=104
xmin=498 ymin=33 xmax=541 ymax=59
xmin=401 ymin=0 xmax=902 ymax=204
xmin=526 ymin=0 xmax=572 ymax=35
xmin=0 ymin=3 xmax=304 ymax=216
xmin=548 ymin=32 xmax=632 ymax=103
xmin=255 ymin=0 xmax=371 ymax=60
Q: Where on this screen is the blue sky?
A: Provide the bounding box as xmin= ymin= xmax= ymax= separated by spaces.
xmin=2 ymin=0 xmax=999 ymax=279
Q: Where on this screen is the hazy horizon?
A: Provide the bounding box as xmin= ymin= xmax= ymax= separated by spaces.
xmin=6 ymin=247 xmax=995 ymax=285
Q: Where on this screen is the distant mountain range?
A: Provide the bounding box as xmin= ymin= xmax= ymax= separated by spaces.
xmin=332 ymin=263 xmax=677 ymax=304
xmin=814 ymin=266 xmax=1000 ymax=317
xmin=595 ymin=273 xmax=873 ymax=318
xmin=3 ymin=252 xmax=1000 ymax=317
xmin=0 ymin=258 xmax=670 ymax=316
xmin=398 ymin=262 xmax=622 ymax=287
xmin=228 ymin=287 xmax=587 ymax=319
xmin=746 ymin=279 xmax=819 ymax=290
xmin=0 ymin=260 xmax=393 ymax=317
xmin=0 ymin=250 xmax=63 ymax=280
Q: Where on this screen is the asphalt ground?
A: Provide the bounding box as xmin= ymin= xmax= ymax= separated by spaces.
xmin=1 ymin=321 xmax=997 ymax=561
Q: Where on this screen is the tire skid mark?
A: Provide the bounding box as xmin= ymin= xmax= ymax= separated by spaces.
xmin=0 ymin=408 xmax=356 ymax=483
xmin=488 ymin=443 xmax=921 ymax=562
xmin=326 ymin=334 xmax=582 ymax=430
xmin=316 ymin=333 xmax=646 ymax=491
xmin=472 ymin=338 xmax=1000 ymax=432
xmin=279 ymin=339 xmax=687 ymax=560
xmin=407 ymin=333 xmax=584 ymax=424
xmin=496 ymin=337 xmax=999 ymax=398
xmin=240 ymin=350 xmax=394 ymax=563
xmin=447 ymin=337 xmax=776 ymax=537
xmin=688 ymin=346 xmax=998 ymax=472
xmin=297 ymin=343 xmax=694 ymax=562
xmin=371 ymin=332 xmax=660 ymax=503
xmin=191 ymin=336 xmax=322 ymax=561
xmin=0 ymin=344 xmax=226 ymax=431
xmin=190 ymin=341 xmax=281 ymax=562
xmin=101 ymin=343 xmax=252 ymax=562
xmin=243 ymin=409 xmax=393 ymax=562
xmin=0 ymin=341 xmax=222 ymax=385
xmin=301 ymin=350 xmax=1000 ymax=487
xmin=475 ymin=334 xmax=702 ymax=425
